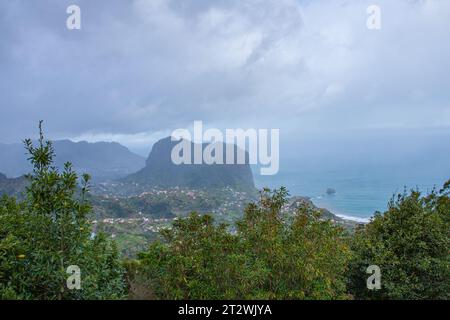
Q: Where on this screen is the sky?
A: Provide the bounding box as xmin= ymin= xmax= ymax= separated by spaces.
xmin=1 ymin=0 xmax=450 ymax=158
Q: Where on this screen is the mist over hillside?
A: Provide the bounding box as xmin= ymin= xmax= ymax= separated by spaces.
xmin=0 ymin=140 xmax=145 ymax=180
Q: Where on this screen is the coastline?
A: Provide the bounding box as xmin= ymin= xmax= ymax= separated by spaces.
xmin=333 ymin=213 xmax=370 ymax=224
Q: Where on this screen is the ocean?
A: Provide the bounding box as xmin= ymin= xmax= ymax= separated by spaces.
xmin=254 ymin=166 xmax=449 ymax=222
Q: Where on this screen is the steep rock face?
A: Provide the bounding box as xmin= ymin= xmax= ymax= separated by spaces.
xmin=125 ymin=137 xmax=255 ymax=192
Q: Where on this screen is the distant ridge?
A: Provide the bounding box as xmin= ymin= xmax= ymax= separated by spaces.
xmin=0 ymin=140 xmax=145 ymax=181
xmin=125 ymin=137 xmax=255 ymax=192
xmin=0 ymin=172 xmax=27 ymax=197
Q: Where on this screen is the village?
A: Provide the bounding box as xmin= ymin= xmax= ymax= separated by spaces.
xmin=88 ymin=185 xmax=257 ymax=256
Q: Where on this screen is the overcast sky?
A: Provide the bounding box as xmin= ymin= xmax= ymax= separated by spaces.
xmin=1 ymin=0 xmax=449 ymax=156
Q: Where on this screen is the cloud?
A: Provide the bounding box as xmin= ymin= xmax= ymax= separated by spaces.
xmin=0 ymin=0 xmax=449 ymax=152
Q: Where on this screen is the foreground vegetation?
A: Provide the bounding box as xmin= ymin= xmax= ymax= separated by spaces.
xmin=0 ymin=126 xmax=448 ymax=299
xmin=348 ymin=181 xmax=449 ymax=299
xmin=0 ymin=123 xmax=125 ymax=299
xmin=127 ymin=187 xmax=351 ymax=299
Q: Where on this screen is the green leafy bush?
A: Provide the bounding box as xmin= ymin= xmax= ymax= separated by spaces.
xmin=348 ymin=181 xmax=450 ymax=300
xmin=130 ymin=187 xmax=351 ymax=299
xmin=0 ymin=122 xmax=125 ymax=299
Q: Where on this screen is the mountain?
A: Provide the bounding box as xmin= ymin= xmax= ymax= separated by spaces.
xmin=0 ymin=140 xmax=145 ymax=181
xmin=125 ymin=137 xmax=255 ymax=192
xmin=0 ymin=172 xmax=28 ymax=197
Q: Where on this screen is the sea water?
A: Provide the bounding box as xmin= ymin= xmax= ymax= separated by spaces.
xmin=254 ymin=166 xmax=449 ymax=222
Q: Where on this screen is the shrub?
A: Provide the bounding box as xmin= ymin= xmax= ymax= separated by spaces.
xmin=132 ymin=188 xmax=351 ymax=299
xmin=347 ymin=181 xmax=450 ymax=300
xmin=0 ymin=122 xmax=125 ymax=299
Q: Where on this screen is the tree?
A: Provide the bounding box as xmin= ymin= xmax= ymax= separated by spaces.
xmin=0 ymin=122 xmax=125 ymax=299
xmin=131 ymin=187 xmax=351 ymax=299
xmin=347 ymin=181 xmax=450 ymax=300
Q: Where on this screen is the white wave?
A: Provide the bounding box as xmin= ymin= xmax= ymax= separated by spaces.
xmin=335 ymin=214 xmax=370 ymax=223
